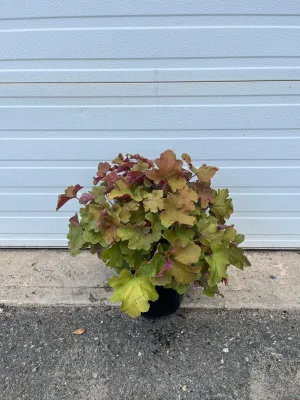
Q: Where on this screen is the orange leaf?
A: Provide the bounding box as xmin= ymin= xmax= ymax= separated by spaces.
xmin=145 ymin=150 xmax=186 ymax=192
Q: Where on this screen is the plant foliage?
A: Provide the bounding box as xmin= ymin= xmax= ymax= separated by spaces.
xmin=57 ymin=150 xmax=250 ymax=317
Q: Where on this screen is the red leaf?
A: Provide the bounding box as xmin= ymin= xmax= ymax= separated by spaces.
xmin=159 ymin=180 xmax=168 ymax=190
xmin=103 ymin=170 xmax=118 ymax=184
xmin=116 ymin=161 xmax=135 ymax=173
xmin=127 ymin=171 xmax=145 ymax=186
xmin=127 ymin=153 xmax=154 ymax=167
xmin=93 ymin=162 xmax=111 ymax=185
xmin=56 ymin=184 xmax=83 ymax=211
xmin=103 ymin=170 xmax=119 ymax=193
xmin=69 ymin=213 xmax=80 ymax=227
xmin=79 ymin=193 xmax=94 ymax=205
xmin=97 ymin=209 xmax=108 ymax=228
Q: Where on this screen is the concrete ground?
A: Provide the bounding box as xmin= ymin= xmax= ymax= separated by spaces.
xmin=0 ymin=306 xmax=299 ymax=400
xmin=1 ymin=250 xmax=300 ymax=309
xmin=0 ymin=250 xmax=300 ymax=399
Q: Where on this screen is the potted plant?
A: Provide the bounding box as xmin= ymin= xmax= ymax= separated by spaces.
xmin=56 ymin=150 xmax=250 ymax=318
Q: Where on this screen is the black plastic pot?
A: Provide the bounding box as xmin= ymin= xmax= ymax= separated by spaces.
xmin=142 ymin=286 xmax=184 ymax=319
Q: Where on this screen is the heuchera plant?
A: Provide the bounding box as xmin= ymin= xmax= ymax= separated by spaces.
xmin=56 ymin=150 xmax=250 ymax=318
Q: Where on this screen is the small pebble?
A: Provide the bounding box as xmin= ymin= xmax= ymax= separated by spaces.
xmin=223 ymin=348 xmax=229 ymax=353
xmin=182 ymin=385 xmax=187 ymax=392
xmin=269 ymin=275 xmax=277 ymax=280
xmin=32 ymin=367 xmax=38 ymax=372
xmin=92 ymin=372 xmax=98 ymax=379
xmin=138 ymin=352 xmax=142 ymax=357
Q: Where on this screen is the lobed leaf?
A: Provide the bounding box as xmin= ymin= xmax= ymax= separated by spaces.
xmin=93 ymin=162 xmax=110 ymax=184
xmin=67 ymin=224 xmax=85 ymax=256
xmin=145 ymin=150 xmax=186 ymax=192
xmin=119 ymin=201 xmax=140 ymax=223
xmin=228 ymin=245 xmax=251 ymax=269
xmin=56 ymin=184 xmax=83 ymax=211
xmin=210 ymin=189 xmax=233 ymax=223
xmin=197 ymin=164 xmax=219 ymax=183
xmin=162 ymin=226 xmax=194 ymax=247
xmin=108 ymin=179 xmax=148 ymax=202
xmin=89 ymin=186 xmax=106 ymax=204
xmin=109 ymin=269 xmax=159 ymax=318
xmin=206 ymin=243 xmax=229 ymax=287
xmin=140 ymin=253 xmax=166 ymax=277
xmin=166 ymin=242 xmax=202 ymax=284
xmin=160 ymin=189 xmax=197 ymax=227
xmin=143 ymin=190 xmax=164 ymax=213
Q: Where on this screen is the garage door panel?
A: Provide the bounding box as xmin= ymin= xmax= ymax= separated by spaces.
xmin=2 ymin=28 xmax=300 ymax=61
xmin=0 ymin=166 xmax=299 ymax=188
xmin=2 ymin=106 xmax=300 ymax=131
xmin=2 ymin=1 xmax=299 ymax=19
xmin=1 ymin=81 xmax=300 ymax=98
xmin=2 ymin=1 xmax=300 ymax=82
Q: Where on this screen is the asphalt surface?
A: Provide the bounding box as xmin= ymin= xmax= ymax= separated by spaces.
xmin=0 ymin=306 xmax=299 ymax=400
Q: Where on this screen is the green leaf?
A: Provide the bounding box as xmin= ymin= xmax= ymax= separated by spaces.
xmin=119 ymin=242 xmax=151 ymax=270
xmin=129 ymin=205 xmax=146 ymax=225
xmin=196 ymin=214 xmax=220 ymax=244
xmin=83 ymin=230 xmax=106 ymax=246
xmin=108 ymin=179 xmax=148 ymax=202
xmin=140 ymin=254 xmax=165 ymax=277
xmin=162 ymin=226 xmax=194 ymax=247
xmin=167 ymin=242 xmax=201 ymax=284
xmin=228 ymin=245 xmax=251 ymax=269
xmin=150 ymin=274 xmax=172 ymax=286
xmin=210 ymin=189 xmax=233 ymax=223
xmin=175 ymin=283 xmax=189 ymax=294
xmin=203 ymin=284 xmax=223 ymax=298
xmin=145 ymin=212 xmax=163 ymax=242
xmin=101 ymin=243 xmax=123 ymax=270
xmin=119 ymin=201 xmax=140 ymax=223
xmin=67 ymin=224 xmax=85 ymax=256
xmin=205 ymin=243 xmax=229 ymax=287
xmin=234 ymin=233 xmax=245 ymax=244
xmin=117 ymin=224 xmax=152 ymax=250
xmin=108 ymin=270 xmax=159 ymax=318
xmin=89 ymin=186 xmax=106 ymax=204
xmin=87 ymin=204 xmax=104 ymax=231
xmin=223 ymin=226 xmax=237 ymax=242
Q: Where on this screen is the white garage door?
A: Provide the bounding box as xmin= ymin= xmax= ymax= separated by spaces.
xmin=1 ymin=1 xmax=300 ymax=248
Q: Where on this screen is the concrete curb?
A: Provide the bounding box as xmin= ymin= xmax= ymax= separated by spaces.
xmin=1 ymin=249 xmax=300 ymax=309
